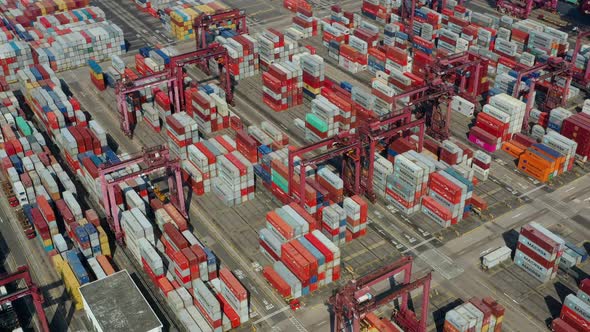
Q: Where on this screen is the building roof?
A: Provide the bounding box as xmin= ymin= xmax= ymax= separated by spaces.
xmin=79 ymin=270 xmax=162 ymax=332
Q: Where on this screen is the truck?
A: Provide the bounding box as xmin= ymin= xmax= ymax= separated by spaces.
xmin=481 ymin=246 xmax=512 ymax=270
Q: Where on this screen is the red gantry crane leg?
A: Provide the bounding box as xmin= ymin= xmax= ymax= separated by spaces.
xmin=116 ymin=44 xmax=234 ymax=137
xmin=0 ymin=266 xmax=49 ymax=332
xmin=99 ymin=146 xmax=186 ymax=243
xmin=194 ymin=9 xmax=248 ymax=50
xmin=329 ymin=256 xmax=432 ymax=332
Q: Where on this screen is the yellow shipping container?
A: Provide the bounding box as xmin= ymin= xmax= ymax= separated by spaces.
xmin=78 ymin=218 xmax=88 ymax=226
xmin=52 ymin=254 xmax=65 ymax=274
xmin=42 ymin=238 xmax=52 ymax=247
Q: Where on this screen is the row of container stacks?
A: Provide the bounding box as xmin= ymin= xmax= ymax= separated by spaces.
xmin=501 ymin=131 xmax=577 ymax=183
xmin=0 ymin=5 xmax=125 ymax=81
xmin=323 ymin=20 xmax=381 ymax=74
xmin=0 ymin=89 xmax=117 ymax=312
xmin=0 ymin=0 xmax=91 ymax=27
xmin=443 ymin=297 xmax=506 ymax=332
xmin=52 ymin=252 xmax=115 ymax=310
xmin=88 ymin=59 xmax=106 ymax=91
xmin=377 ymin=136 xmax=489 ymax=224
xmin=303 ymin=79 xmax=362 ymax=142
xmin=13 ymin=59 xmax=253 ymax=330
xmin=185 ymin=83 xmax=230 ymax=134
xmin=552 ymin=279 xmax=590 ymax=332
xmin=216 ymin=33 xmax=260 ymax=81
xmin=17 ymin=64 xmax=85 ymax=134
xmin=160 ymin=1 xmax=229 ymax=40
xmin=468 ymin=93 xmax=526 ymax=153
xmin=283 ymin=0 xmax=311 ymax=13
xmin=262 ymin=60 xmax=303 ymax=111
xmin=133 ymin=0 xmax=175 ymax=16
xmin=135 ymin=46 xmax=178 ymax=77
xmin=257 ymin=28 xmax=298 ymax=71
xmin=514 ymin=222 xmax=565 ymax=283
xmin=126 ymin=203 xmax=251 ymax=332
xmin=289 ymin=5 xmax=319 ymax=40
xmin=262 ymin=228 xmax=341 ymax=299
xmin=293 ymin=52 xmax=325 ymax=99
xmin=179 ymin=132 xmax=258 ymax=206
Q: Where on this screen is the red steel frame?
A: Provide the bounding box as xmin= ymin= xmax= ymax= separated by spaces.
xmin=116 ymin=45 xmax=233 ymax=138
xmin=329 ymin=256 xmax=431 ymax=332
xmin=287 ymin=110 xmax=425 ymax=204
xmin=194 ymin=9 xmax=248 ymax=50
xmin=116 ymin=71 xmax=175 ymax=138
xmin=0 ymin=266 xmax=49 ymax=332
xmin=571 ymin=30 xmax=590 ymax=89
xmin=512 ymin=58 xmax=572 ymax=131
xmin=98 ymin=146 xmax=186 ymax=243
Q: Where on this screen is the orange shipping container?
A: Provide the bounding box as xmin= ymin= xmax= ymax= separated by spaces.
xmin=501 ymin=140 xmax=526 ymax=159
xmin=96 ymin=255 xmax=115 ymax=276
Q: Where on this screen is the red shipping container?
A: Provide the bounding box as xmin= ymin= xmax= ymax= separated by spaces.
xmin=560 ymin=305 xmax=590 ymax=331
xmin=304 ymin=233 xmax=333 ymax=262
xmin=263 ymin=266 xmax=291 ymax=298
xmin=267 ymin=211 xmax=295 ymax=241
xmin=219 ymin=267 xmax=248 ymax=301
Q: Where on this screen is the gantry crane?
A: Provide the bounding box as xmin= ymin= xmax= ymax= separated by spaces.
xmin=116 ymin=43 xmax=233 ymax=137
xmin=496 ymin=0 xmax=558 ymax=18
xmin=571 ymin=30 xmax=590 ymax=90
xmin=329 ymin=256 xmax=432 ymax=332
xmin=98 ymin=146 xmax=186 ymax=243
xmin=194 ymin=9 xmax=248 ymax=50
xmin=116 ymin=71 xmax=175 ymax=137
xmin=0 ymin=266 xmax=49 ymax=332
xmin=287 ymin=107 xmax=425 ymax=204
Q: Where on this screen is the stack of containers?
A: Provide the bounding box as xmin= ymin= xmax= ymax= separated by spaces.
xmin=298 ymin=54 xmax=325 ymax=98
xmin=561 ymin=112 xmax=590 ymax=163
xmin=88 ymin=60 xmax=105 ymax=91
xmin=188 ymin=87 xmax=230 ymax=134
xmin=218 ymin=267 xmax=249 ymax=326
xmin=469 ymin=105 xmax=509 ymax=153
xmin=517 ymin=143 xmax=564 ymax=183
xmin=373 ymin=154 xmax=394 ymax=199
xmin=426 ymin=168 xmax=473 ymax=227
xmin=556 ymin=294 xmax=590 ymax=332
xmin=488 ymin=93 xmax=526 ymax=136
xmin=17 ymin=65 xmax=82 ymax=135
xmin=316 ymin=167 xmax=343 ymax=203
xmin=219 ymin=34 xmax=260 ymax=80
xmin=542 ymin=132 xmax=577 ymax=173
xmin=257 ymin=29 xmax=296 ymax=70
xmin=165 ymin=112 xmax=199 ymax=160
xmin=291 ymin=6 xmax=318 ymax=39
xmin=320 ymin=204 xmax=346 ymax=246
xmin=548 ymin=107 xmax=573 ymax=133
xmin=305 ymin=95 xmax=340 ymax=142
xmin=343 ymin=195 xmax=368 ymax=240
xmin=371 ymin=77 xmax=396 ymax=117
xmin=0 ymin=40 xmax=33 ymax=83
xmin=386 ymin=151 xmax=435 ymax=216
xmin=31 ymin=19 xmax=126 ymax=72
xmin=471 ymin=150 xmax=492 ymax=181
xmin=553 ymin=279 xmax=590 ymax=331
xmin=515 ymin=222 xmax=565 ymax=283
xmin=268 ymin=229 xmax=341 ymax=299
xmin=213 ymin=150 xmax=255 ymax=206
xmin=260 ymin=121 xmax=290 ymax=150
xmin=443 ymin=297 xmax=506 ymax=332
xmin=167 ymin=5 xmax=211 ymax=40
xmin=262 ymin=61 xmax=303 ymax=111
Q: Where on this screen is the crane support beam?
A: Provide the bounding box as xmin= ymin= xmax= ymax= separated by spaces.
xmin=0 ymin=266 xmax=49 ymax=332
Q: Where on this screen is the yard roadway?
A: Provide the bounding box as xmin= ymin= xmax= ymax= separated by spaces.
xmin=0 ymin=188 xmax=89 ymax=331
xmin=438 ymin=173 xmax=590 ymax=332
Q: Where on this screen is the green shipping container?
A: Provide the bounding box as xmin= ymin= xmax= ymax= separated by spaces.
xmin=271 ymin=170 xmax=289 ymax=193
xmin=16 ymin=117 xmax=32 ymax=136
xmin=305 ymin=113 xmax=328 ymax=133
